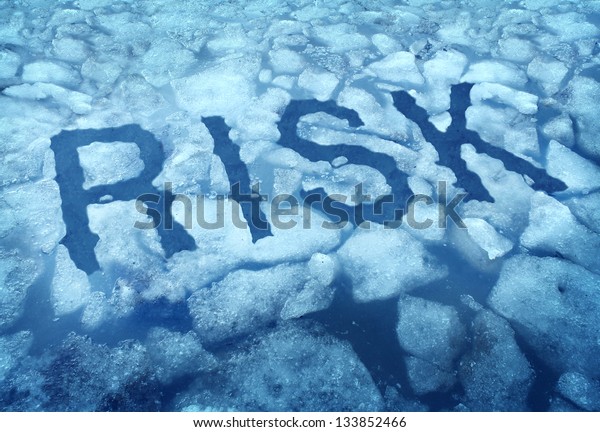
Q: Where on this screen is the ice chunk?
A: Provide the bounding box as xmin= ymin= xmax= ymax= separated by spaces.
xmin=459 ymin=311 xmax=533 ymax=411
xmin=207 ymin=32 xmax=254 ymax=54
xmin=77 ymin=0 xmax=115 ymax=9
xmin=383 ymin=386 xmax=427 ymax=412
xmin=4 ymin=83 xmax=92 ymax=114
xmin=338 ymin=228 xmax=447 ymax=303
xmin=297 ymin=69 xmax=339 ymax=101
xmin=310 ymin=24 xmax=371 ymax=53
xmin=188 ymin=264 xmax=306 ymax=343
xmin=497 ymin=37 xmax=535 ymax=63
xmin=0 ymin=10 xmax=24 ymax=45
xmin=52 ymin=37 xmax=88 ymax=62
xmin=258 ymin=69 xmax=272 ymax=83
xmin=0 ymin=331 xmax=32 ymax=383
xmin=37 ymin=334 xmax=154 ymax=411
xmin=269 ymin=49 xmax=305 ymax=74
xmin=488 ymin=255 xmax=600 ymax=377
xmin=396 ymin=296 xmax=465 ymax=369
xmin=412 ymin=49 xmax=468 ymax=114
xmin=565 ymin=77 xmax=600 ymax=159
xmin=113 ymin=75 xmax=168 ymax=119
xmin=371 ymin=34 xmax=402 ymax=55
xmin=87 ymin=200 xmax=165 ymax=284
xmin=462 ymin=61 xmax=527 ymax=87
xmin=81 ymin=291 xmax=109 ymax=330
xmin=521 ymin=193 xmax=600 ymax=275
xmin=565 ymin=192 xmax=600 ymax=234
xmin=465 ymin=104 xmax=540 ymax=159
xmin=331 ymin=156 xmax=348 ymax=168
xmin=463 ymin=218 xmax=513 ymax=260
xmin=81 ymin=58 xmax=122 ymax=85
xmin=146 ymin=328 xmax=217 ymax=385
xmin=546 ymin=140 xmax=600 ymax=193
xmin=366 ymin=52 xmax=424 ymax=86
xmin=22 ymin=61 xmax=80 ymax=86
xmin=429 ymin=111 xmax=452 ymax=132
xmin=541 ymin=114 xmax=574 ymax=147
xmin=405 ymin=356 xmax=456 ymax=395
xmin=140 ymin=38 xmax=196 ymax=87
xmin=0 ymin=180 xmax=65 ymax=253
xmin=302 ymin=163 xmax=390 ymax=201
xmin=51 ymin=245 xmax=91 ymax=316
xmin=557 ymin=372 xmax=600 ymax=411
xmin=336 ymin=85 xmax=411 ymax=141
xmin=470 ymin=83 xmax=538 ymax=115
xmin=542 ymin=13 xmax=599 ymax=43
xmin=177 ymin=324 xmax=384 ymax=411
xmin=77 ymin=141 xmax=145 ymax=190
xmin=271 ymin=75 xmax=295 ymax=90
xmin=0 ymin=49 xmax=20 ymax=80
xmin=280 ymin=253 xmax=337 ymax=319
xmin=527 ymin=57 xmax=568 ymax=96
xmin=153 ymin=118 xmax=213 ymax=195
xmin=548 ymin=397 xmax=581 ymax=412
xmin=171 ymin=58 xmax=259 ymax=120
xmin=460 ymin=144 xmax=535 ymax=236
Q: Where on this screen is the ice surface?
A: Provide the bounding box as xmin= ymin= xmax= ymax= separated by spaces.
xmin=338 ymin=228 xmax=447 ymax=303
xmin=489 ymin=256 xmax=600 ymax=377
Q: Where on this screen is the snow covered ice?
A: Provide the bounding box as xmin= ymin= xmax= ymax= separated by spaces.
xmin=1 ymin=0 xmax=600 ymax=413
